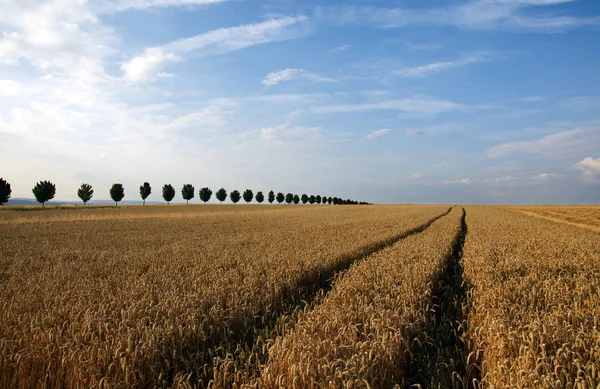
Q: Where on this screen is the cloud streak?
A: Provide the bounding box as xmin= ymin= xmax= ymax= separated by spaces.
xmin=122 ymin=16 xmax=310 ymax=83
xmin=393 ymin=53 xmax=492 ymax=78
xmin=314 ymin=0 xmax=600 ymax=32
xmin=488 ymin=126 xmax=600 ymax=158
xmin=311 ymin=96 xmax=465 ymax=115
xmin=364 ymin=129 xmax=391 ymax=141
xmin=262 ymin=68 xmax=336 ymax=86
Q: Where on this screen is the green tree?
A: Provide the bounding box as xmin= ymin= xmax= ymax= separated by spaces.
xmin=140 ymin=182 xmax=151 ymax=205
xmin=162 ymin=184 xmax=175 ymax=204
xmin=301 ymin=194 xmax=308 ymax=204
xmin=309 ymin=195 xmax=316 ymax=204
xmin=256 ymin=191 xmax=264 ymax=204
xmin=285 ymin=193 xmax=294 ymax=204
xmin=268 ymin=190 xmax=275 ymax=204
xmin=182 ymin=184 xmax=195 ymax=204
xmin=333 ymin=197 xmax=339 ymax=205
xmin=243 ymin=189 xmax=254 ymax=203
xmin=199 ymin=187 xmax=212 ymax=204
xmin=328 ymin=197 xmax=333 ymax=205
xmin=0 ymin=178 xmax=12 ymax=205
xmin=216 ymin=188 xmax=227 ymax=204
xmin=230 ymin=190 xmax=241 ymax=204
xmin=316 ymin=195 xmax=322 ymax=204
xmin=32 ymin=180 xmax=56 ymax=208
xmin=322 ymin=195 xmax=327 ymax=204
xmin=109 ymin=183 xmax=124 ymax=207
xmin=293 ymin=194 xmax=300 ymax=204
xmin=77 ymin=183 xmax=93 ymax=206
xmin=276 ymin=192 xmax=284 ymax=204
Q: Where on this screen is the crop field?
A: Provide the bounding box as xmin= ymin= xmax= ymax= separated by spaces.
xmin=510 ymin=205 xmax=600 ymax=232
xmin=1 ymin=204 xmax=599 ymax=388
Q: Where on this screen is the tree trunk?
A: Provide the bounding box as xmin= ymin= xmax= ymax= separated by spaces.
xmin=143 ymin=199 xmax=145 ymax=205
xmin=186 ymin=200 xmax=189 ymax=205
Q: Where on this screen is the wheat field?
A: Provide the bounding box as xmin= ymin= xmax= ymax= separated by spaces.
xmin=1 ymin=204 xmax=599 ymax=388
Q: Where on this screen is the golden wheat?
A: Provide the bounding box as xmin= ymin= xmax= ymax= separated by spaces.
xmin=0 ymin=204 xmax=447 ymax=388
xmin=510 ymin=205 xmax=600 ymax=232
xmin=462 ymin=206 xmax=600 ymax=388
xmin=244 ymin=207 xmax=464 ymax=389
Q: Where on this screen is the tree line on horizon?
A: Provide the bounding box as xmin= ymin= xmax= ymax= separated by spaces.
xmin=0 ymin=178 xmax=372 ymax=207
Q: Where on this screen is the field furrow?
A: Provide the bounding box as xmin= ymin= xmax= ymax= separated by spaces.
xmin=462 ymin=207 xmax=600 ymax=388
xmin=244 ymin=207 xmax=466 ymax=389
xmin=0 ymin=205 xmax=448 ymax=388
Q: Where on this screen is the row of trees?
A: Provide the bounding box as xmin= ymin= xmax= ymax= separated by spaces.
xmin=0 ymin=178 xmax=371 ymax=207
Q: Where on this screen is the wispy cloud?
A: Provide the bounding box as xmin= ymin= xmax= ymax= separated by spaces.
xmin=311 ymin=96 xmax=465 ymax=115
xmin=405 ymin=129 xmax=425 ymax=136
xmin=331 ymin=44 xmax=352 ymax=52
xmin=262 ymin=68 xmax=336 ymax=86
xmin=411 ymin=172 xmax=423 ymax=179
xmin=393 ymin=53 xmax=492 ymax=78
xmin=94 ymin=0 xmax=230 ymax=13
xmin=444 ymin=178 xmax=472 ymax=184
xmin=122 ymin=16 xmax=310 ymax=83
xmin=534 ymin=173 xmax=562 ymax=180
xmin=314 ymin=1 xmax=600 ymax=32
xmin=365 ymin=129 xmax=391 ymax=141
xmin=488 ymin=126 xmax=600 ymax=158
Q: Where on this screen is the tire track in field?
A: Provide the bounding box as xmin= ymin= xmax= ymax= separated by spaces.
xmin=207 ymin=207 xmax=454 ymax=388
xmin=405 ymin=208 xmax=481 ymax=389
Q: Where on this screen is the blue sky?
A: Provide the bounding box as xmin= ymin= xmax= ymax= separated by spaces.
xmin=1 ymin=0 xmax=599 ymax=204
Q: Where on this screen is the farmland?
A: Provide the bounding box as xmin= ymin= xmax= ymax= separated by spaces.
xmin=1 ymin=204 xmax=599 ymax=388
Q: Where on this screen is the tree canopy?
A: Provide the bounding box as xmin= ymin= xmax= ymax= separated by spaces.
xmin=0 ymin=178 xmax=11 ymax=205
xmin=162 ymin=184 xmax=175 ymax=204
xmin=32 ymin=180 xmax=56 ymax=208
xmin=230 ymin=190 xmax=241 ymax=204
xmin=255 ymin=191 xmax=264 ymax=204
xmin=285 ymin=193 xmax=294 ymax=204
xmin=243 ymin=189 xmax=254 ymax=203
xmin=216 ymin=188 xmax=227 ymax=204
xmin=293 ymin=194 xmax=300 ymax=204
xmin=109 ymin=183 xmax=124 ymax=206
xmin=199 ymin=187 xmax=212 ymax=204
xmin=77 ymin=183 xmax=93 ymax=205
xmin=268 ymin=190 xmax=275 ymax=204
xmin=309 ymin=195 xmax=316 ymax=204
xmin=301 ymin=194 xmax=308 ymax=204
xmin=276 ymin=192 xmax=284 ymax=204
xmin=139 ymin=182 xmax=151 ymax=205
xmin=182 ymin=184 xmax=195 ymax=204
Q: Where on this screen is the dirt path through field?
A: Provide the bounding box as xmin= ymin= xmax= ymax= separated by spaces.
xmin=405 ymin=208 xmax=479 ymax=389
xmin=514 ymin=210 xmax=600 ymax=233
xmin=210 ymin=207 xmax=455 ymax=387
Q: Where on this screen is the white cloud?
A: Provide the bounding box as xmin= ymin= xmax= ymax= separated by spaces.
xmin=0 ymin=80 xmax=23 ymax=97
xmin=405 ymin=128 xmax=425 ymax=136
xmin=488 ymin=126 xmax=600 ymax=158
xmin=239 ymin=124 xmax=321 ymax=146
xmin=411 ymin=172 xmax=423 ymax=179
xmin=94 ymin=0 xmax=229 ymax=13
xmin=331 ymin=44 xmax=351 ymax=52
xmin=262 ymin=68 xmax=302 ymax=86
xmin=444 ymin=178 xmax=472 ymax=184
xmin=314 ymin=0 xmax=599 ymax=32
xmin=534 ymin=173 xmax=562 ymax=180
xmin=261 ymin=68 xmax=335 ymax=86
xmin=364 ymin=129 xmax=391 ymax=141
xmin=574 ymin=157 xmax=600 ymax=177
xmin=122 ymin=49 xmax=182 ymax=83
xmin=122 ymin=16 xmax=310 ymax=83
xmin=393 ymin=54 xmax=491 ymax=78
xmin=312 ymin=96 xmax=465 ymax=115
